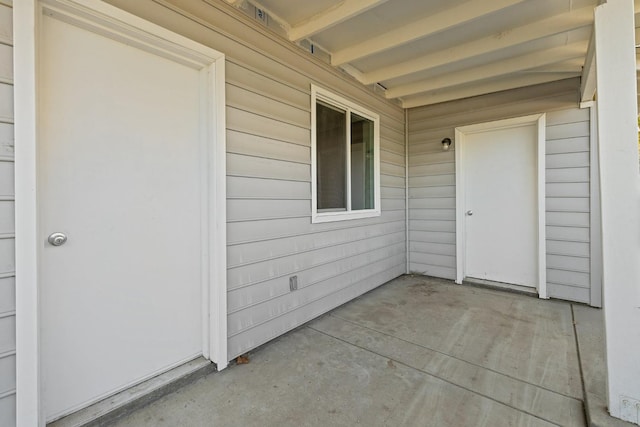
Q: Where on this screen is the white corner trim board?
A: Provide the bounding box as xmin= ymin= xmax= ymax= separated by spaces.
xmin=586 ymin=102 xmax=603 ymax=308
xmin=593 ymin=0 xmax=640 ymax=422
xmin=454 ymin=114 xmax=547 ymax=299
xmin=15 ymin=0 xmax=227 ymax=424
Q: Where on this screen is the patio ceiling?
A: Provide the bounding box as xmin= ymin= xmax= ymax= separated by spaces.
xmin=222 ymin=0 xmax=623 ymax=108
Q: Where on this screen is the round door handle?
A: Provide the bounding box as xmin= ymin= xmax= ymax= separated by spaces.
xmin=48 ymin=232 xmax=67 ymax=246
xmin=466 ymin=210 xmax=473 ymax=216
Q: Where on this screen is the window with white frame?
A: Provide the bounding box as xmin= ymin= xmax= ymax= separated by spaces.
xmin=311 ymin=85 xmax=381 ymax=223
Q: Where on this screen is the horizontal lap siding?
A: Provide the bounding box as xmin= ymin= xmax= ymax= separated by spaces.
xmin=545 ymin=108 xmax=591 ymax=303
xmin=0 ymin=2 xmax=14 ymax=426
xmin=224 ymin=78 xmax=405 ymax=358
xmin=407 ymin=126 xmax=456 ymax=279
xmin=106 ymin=0 xmax=406 ymax=360
xmin=407 ymin=79 xmax=594 ymax=304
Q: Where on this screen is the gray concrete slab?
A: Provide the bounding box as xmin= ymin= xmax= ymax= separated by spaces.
xmin=573 ymin=305 xmax=635 ymax=427
xmin=309 ymin=314 xmax=584 ymax=427
xmin=328 ymin=276 xmax=583 ymax=399
xmin=107 ymin=275 xmax=599 ymax=426
xmin=111 ymin=326 xmax=556 ymax=427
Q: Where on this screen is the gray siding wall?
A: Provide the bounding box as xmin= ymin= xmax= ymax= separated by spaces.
xmin=0 ymin=1 xmax=15 ymax=426
xmin=106 ymin=0 xmax=406 ymax=360
xmin=407 ymin=78 xmax=597 ymax=305
xmin=545 ymin=108 xmax=592 ymax=303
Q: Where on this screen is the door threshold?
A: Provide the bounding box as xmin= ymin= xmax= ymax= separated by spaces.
xmin=48 ymin=357 xmax=216 ymax=427
xmin=463 ymin=277 xmax=538 ymax=297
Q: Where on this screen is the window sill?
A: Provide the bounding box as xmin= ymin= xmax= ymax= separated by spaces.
xmin=312 ymin=209 xmax=381 ymax=224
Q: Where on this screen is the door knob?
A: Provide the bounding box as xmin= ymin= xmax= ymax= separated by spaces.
xmin=466 ymin=210 xmax=473 ymax=216
xmin=48 ymin=232 xmax=67 ymax=246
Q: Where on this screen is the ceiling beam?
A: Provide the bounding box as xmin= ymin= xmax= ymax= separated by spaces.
xmin=288 ymin=0 xmax=389 ymax=42
xmin=331 ymin=0 xmax=529 ymax=66
xmin=402 ymin=73 xmax=580 ymax=108
xmin=361 ymin=5 xmax=594 ymax=85
xmin=386 ymin=42 xmax=588 ymax=98
xmin=581 ymin=32 xmax=596 ymax=103
xmin=525 ymin=58 xmax=584 ymax=73
xmin=339 ymin=64 xmax=367 ymax=84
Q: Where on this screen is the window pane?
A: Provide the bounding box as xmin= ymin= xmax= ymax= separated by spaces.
xmin=351 ymin=113 xmax=375 ymax=210
xmin=316 ymin=101 xmax=346 ymax=211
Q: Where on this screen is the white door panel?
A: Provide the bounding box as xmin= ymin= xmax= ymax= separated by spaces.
xmin=464 ymin=125 xmax=538 ymax=287
xmin=40 ymin=14 xmax=204 ymax=419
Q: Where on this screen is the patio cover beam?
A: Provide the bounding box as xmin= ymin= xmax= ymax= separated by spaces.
xmin=580 ymin=32 xmax=596 ymax=103
xmin=400 ymin=72 xmax=579 ymax=108
xmin=526 ymin=59 xmax=584 ymax=73
xmin=288 ymin=0 xmax=389 ymax=42
xmin=360 ymin=5 xmax=594 ymax=85
xmin=386 ymin=41 xmax=587 ymax=99
xmin=330 ymin=0 xmax=528 ymax=66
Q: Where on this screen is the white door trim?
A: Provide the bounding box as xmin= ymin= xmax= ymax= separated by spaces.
xmin=15 ymin=0 xmax=227 ymax=424
xmin=454 ymin=114 xmax=547 ymax=299
xmin=584 ymin=101 xmax=603 ymax=308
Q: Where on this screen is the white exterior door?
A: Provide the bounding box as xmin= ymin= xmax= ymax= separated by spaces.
xmin=37 ymin=10 xmax=219 ymax=421
xmin=462 ymin=124 xmax=539 ymax=287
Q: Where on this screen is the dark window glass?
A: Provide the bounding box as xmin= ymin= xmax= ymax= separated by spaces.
xmin=316 ymin=101 xmax=346 ymax=211
xmin=351 ymin=113 xmax=374 ymax=210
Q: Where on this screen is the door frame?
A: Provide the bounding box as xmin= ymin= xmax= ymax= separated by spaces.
xmin=15 ymin=0 xmax=228 ymax=423
xmin=454 ymin=114 xmax=547 ymax=298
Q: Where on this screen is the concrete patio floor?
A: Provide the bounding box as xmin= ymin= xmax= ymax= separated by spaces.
xmin=107 ymin=275 xmax=627 ymax=427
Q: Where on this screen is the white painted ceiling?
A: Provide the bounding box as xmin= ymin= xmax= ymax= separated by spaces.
xmin=227 ymin=0 xmax=640 ymax=109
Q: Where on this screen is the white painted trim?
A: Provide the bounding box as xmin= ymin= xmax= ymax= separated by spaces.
xmin=386 ymin=41 xmax=587 ymax=99
xmin=405 ymin=108 xmax=410 ymax=274
xmin=588 ymin=102 xmax=603 ymax=308
xmin=360 ymin=4 xmax=594 ymax=85
xmin=536 ymin=115 xmax=547 ymax=299
xmin=580 ymin=100 xmax=596 ymax=109
xmin=288 ymin=0 xmax=389 ymax=42
xmin=346 ymin=109 xmax=352 ymax=212
xmin=199 ymin=67 xmax=210 ymax=362
xmin=14 ymin=1 xmax=42 ymax=425
xmin=454 ymin=129 xmax=465 ymax=285
xmin=581 ymin=31 xmax=597 ymax=103
xmin=402 ymin=73 xmax=580 ymax=108
xmin=310 ymin=84 xmax=381 ymax=223
xmin=331 ymin=0 xmax=528 ymax=66
xmin=210 ymin=59 xmax=229 ymax=370
xmin=594 ymin=0 xmax=640 ymax=420
xmin=455 ymin=114 xmax=547 ymax=298
xmin=15 ymin=0 xmax=227 ymax=423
